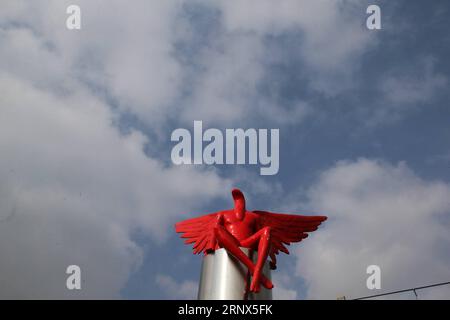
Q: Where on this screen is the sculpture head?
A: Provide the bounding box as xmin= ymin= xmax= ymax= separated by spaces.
xmin=232 ymin=188 xmax=246 ymax=220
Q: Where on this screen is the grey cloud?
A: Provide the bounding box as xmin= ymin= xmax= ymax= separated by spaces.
xmin=155 ymin=274 xmax=198 ymax=299
xmin=381 ymin=58 xmax=448 ymax=106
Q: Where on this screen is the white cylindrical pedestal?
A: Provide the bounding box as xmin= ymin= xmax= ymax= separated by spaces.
xmin=197 ymin=248 xmax=272 ymax=300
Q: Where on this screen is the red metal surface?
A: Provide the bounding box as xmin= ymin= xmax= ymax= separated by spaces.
xmin=175 ymin=188 xmax=327 ymax=293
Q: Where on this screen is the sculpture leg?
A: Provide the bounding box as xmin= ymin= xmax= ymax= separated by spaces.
xmin=241 ymin=227 xmax=272 ymax=293
xmin=214 ymin=226 xmax=273 ymax=289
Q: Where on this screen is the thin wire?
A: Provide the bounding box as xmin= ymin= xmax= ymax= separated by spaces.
xmin=353 ymin=281 xmax=450 ymax=300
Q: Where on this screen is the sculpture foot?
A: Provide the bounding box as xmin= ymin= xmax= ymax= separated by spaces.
xmin=250 ymin=280 xmax=261 ymax=293
xmin=259 ymin=273 xmax=273 ymax=290
xmin=250 ymin=270 xmax=273 ymax=293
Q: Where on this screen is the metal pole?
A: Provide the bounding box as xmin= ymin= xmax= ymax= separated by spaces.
xmin=198 ymin=248 xmax=272 ymax=300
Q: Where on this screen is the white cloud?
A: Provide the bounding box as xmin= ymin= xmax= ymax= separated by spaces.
xmin=180 ymin=33 xmax=265 ymax=124
xmin=1 ymin=0 xmax=378 ymax=129
xmin=155 ymin=274 xmax=198 ymax=299
xmin=0 ymin=34 xmax=230 ymax=298
xmin=295 ymin=158 xmax=450 ymax=299
xmin=172 ymin=0 xmax=377 ymax=127
xmin=2 ymin=0 xmax=442 ymax=300
xmin=211 ymin=0 xmax=376 ymax=95
xmin=1 ymin=0 xmax=184 ymax=127
xmin=0 ymin=1 xmax=238 ymax=298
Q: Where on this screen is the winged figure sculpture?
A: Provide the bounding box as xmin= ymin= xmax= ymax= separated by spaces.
xmin=175 ymin=188 xmax=327 ymax=293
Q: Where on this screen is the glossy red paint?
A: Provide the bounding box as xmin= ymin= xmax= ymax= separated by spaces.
xmin=175 ymin=188 xmax=327 ymax=293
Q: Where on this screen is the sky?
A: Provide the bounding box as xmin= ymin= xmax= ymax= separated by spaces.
xmin=0 ymin=0 xmax=449 ymax=299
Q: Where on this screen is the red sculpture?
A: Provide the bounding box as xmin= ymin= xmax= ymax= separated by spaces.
xmin=175 ymin=188 xmax=327 ymax=293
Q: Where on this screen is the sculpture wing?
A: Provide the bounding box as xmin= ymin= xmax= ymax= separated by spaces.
xmin=175 ymin=212 xmax=221 ymax=255
xmin=253 ymin=210 xmax=327 ymax=268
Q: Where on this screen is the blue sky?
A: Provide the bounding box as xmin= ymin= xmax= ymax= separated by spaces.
xmin=0 ymin=0 xmax=449 ymax=299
